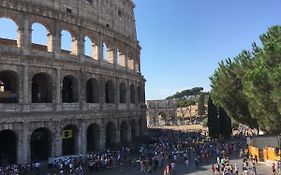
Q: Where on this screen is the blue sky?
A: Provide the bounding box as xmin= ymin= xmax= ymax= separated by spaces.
xmin=134 ymin=0 xmax=281 ymax=100
xmin=1 ymin=1 xmax=281 ymax=100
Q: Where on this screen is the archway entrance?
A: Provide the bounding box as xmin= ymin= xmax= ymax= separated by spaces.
xmin=158 ymin=112 xmax=167 ymax=126
xmin=120 ymin=121 xmax=128 ymax=145
xmin=131 ymin=119 xmax=136 ymax=140
xmin=62 ymin=125 xmax=78 ymax=155
xmin=87 ymin=124 xmax=100 ymax=152
xmin=0 ymin=130 xmax=16 ymax=165
xmin=30 ymin=128 xmax=51 ymax=161
xmin=105 ymin=122 xmax=116 ymax=148
xmin=0 ymin=71 xmax=18 ymax=103
xmin=32 ymin=73 xmax=52 ymax=103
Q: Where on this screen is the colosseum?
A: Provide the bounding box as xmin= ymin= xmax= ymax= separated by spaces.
xmin=0 ymin=0 xmax=146 ymax=164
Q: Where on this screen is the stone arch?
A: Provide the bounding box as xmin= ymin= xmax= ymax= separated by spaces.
xmin=119 ymin=82 xmax=126 ymax=104
xmin=131 ymin=119 xmax=137 ymax=140
xmin=158 ymin=111 xmax=167 ymax=126
xmin=0 ymin=70 xmax=19 ymax=103
xmin=128 ymin=49 xmax=134 ymax=70
xmin=130 ymin=84 xmax=135 ymax=104
xmin=116 ymin=41 xmax=126 ymax=67
xmin=31 ymin=22 xmax=49 ymax=51
xmin=0 ymin=130 xmax=17 ymax=164
xmin=31 ymin=73 xmax=52 ymax=103
xmin=84 ymin=36 xmax=93 ymax=57
xmin=120 ymin=121 xmax=129 ymax=145
xmin=62 ymin=124 xmax=78 ymax=155
xmin=61 ymin=30 xmax=73 ymax=53
xmin=87 ymin=123 xmax=101 ymax=152
xmin=62 ymin=75 xmax=79 ymax=103
xmin=30 ymin=127 xmax=52 ymax=161
xmin=105 ymin=80 xmax=115 ymax=103
xmin=0 ymin=17 xmax=18 ymax=47
xmin=86 ymin=78 xmax=99 ymax=103
xmin=103 ymin=37 xmax=114 ymax=63
xmin=105 ymin=122 xmax=116 ymax=148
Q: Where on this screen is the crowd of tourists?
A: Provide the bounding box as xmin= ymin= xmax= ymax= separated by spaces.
xmin=0 ymin=128 xmax=256 ymax=175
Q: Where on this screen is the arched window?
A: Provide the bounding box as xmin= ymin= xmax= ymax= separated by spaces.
xmin=62 ymin=75 xmax=78 ymax=103
xmin=119 ymin=82 xmax=126 ymax=104
xmin=130 ymin=84 xmax=135 ymax=104
xmin=86 ymin=78 xmax=99 ymax=103
xmin=105 ymin=81 xmax=115 ymax=103
xmin=103 ymin=43 xmax=108 ymax=61
xmin=61 ymin=30 xmax=72 ymax=52
xmin=32 ymin=73 xmax=52 ymax=103
xmin=31 ymin=23 xmax=48 ymax=51
xmin=84 ymin=36 xmax=93 ymax=57
xmin=0 ymin=71 xmax=18 ymax=103
xmin=0 ymin=18 xmax=18 ymax=46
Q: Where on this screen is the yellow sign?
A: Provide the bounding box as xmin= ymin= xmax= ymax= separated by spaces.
xmin=62 ymin=130 xmax=73 ymax=139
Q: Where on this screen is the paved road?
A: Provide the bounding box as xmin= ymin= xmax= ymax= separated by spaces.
xmin=92 ymin=156 xmax=272 ymax=175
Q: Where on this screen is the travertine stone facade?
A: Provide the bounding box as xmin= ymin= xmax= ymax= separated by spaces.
xmin=146 ymin=99 xmax=176 ymax=127
xmin=0 ymin=0 xmax=146 ymax=163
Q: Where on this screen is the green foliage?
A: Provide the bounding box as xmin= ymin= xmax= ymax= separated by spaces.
xmin=210 ymin=25 xmax=281 ymax=134
xmin=202 ymin=118 xmax=208 ymax=127
xmin=198 ymin=92 xmax=206 ymax=116
xmin=166 ymin=87 xmax=204 ymax=100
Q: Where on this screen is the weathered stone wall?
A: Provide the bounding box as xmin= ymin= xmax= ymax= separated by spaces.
xmin=146 ymin=99 xmax=177 ymax=127
xmin=0 ymin=0 xmax=146 ymax=163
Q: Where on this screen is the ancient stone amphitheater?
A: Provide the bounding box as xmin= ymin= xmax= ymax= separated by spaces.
xmin=0 ymin=0 xmax=146 ymax=163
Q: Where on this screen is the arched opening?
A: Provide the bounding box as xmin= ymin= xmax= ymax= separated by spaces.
xmin=158 ymin=112 xmax=167 ymax=126
xmin=116 ymin=49 xmax=120 ymax=64
xmin=119 ymin=82 xmax=126 ymax=104
xmin=86 ymin=78 xmax=99 ymax=103
xmin=30 ymin=128 xmax=51 ymax=161
xmin=32 ymin=73 xmax=52 ymax=103
xmin=105 ymin=81 xmax=115 ymax=103
xmin=0 ymin=18 xmax=18 ymax=47
xmin=131 ymin=119 xmax=136 ymax=140
xmin=105 ymin=122 xmax=116 ymax=148
xmin=0 ymin=130 xmax=16 ymax=165
xmin=61 ymin=30 xmax=72 ymax=52
xmin=120 ymin=121 xmax=129 ymax=145
xmin=130 ymin=84 xmax=135 ymax=104
xmin=84 ymin=36 xmax=93 ymax=57
xmin=103 ymin=43 xmax=108 ymax=61
xmin=62 ymin=125 xmax=78 ymax=155
xmin=62 ymin=75 xmax=78 ymax=103
xmin=87 ymin=123 xmax=100 ymax=152
xmin=31 ymin=23 xmax=48 ymax=51
xmin=0 ymin=71 xmax=18 ymax=103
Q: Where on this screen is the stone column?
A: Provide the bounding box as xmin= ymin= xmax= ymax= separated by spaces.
xmin=128 ymin=120 xmax=132 ymax=142
xmin=78 ymin=122 xmax=86 ymax=154
xmin=115 ymin=78 xmax=119 ymax=110
xmin=99 ymin=76 xmax=105 ymax=111
xmin=77 ymin=33 xmax=85 ymax=60
xmin=17 ymin=123 xmax=29 ymax=163
xmin=125 ymin=46 xmax=129 ymax=71
xmin=20 ymin=15 xmax=31 ymax=54
xmin=53 ymin=123 xmax=62 ymax=157
xmin=99 ymin=120 xmax=106 ymax=150
xmin=115 ymin=120 xmax=121 ymax=145
xmin=55 ymin=68 xmax=62 ymax=111
xmin=126 ymin=79 xmax=130 ymax=111
xmin=98 ymin=34 xmax=104 ymax=65
xmin=22 ymin=65 xmax=30 ymax=112
xmin=52 ymin=24 xmax=61 ymax=59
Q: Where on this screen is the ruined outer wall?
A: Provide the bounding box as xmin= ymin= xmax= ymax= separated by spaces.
xmin=0 ymin=0 xmax=146 ymax=163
